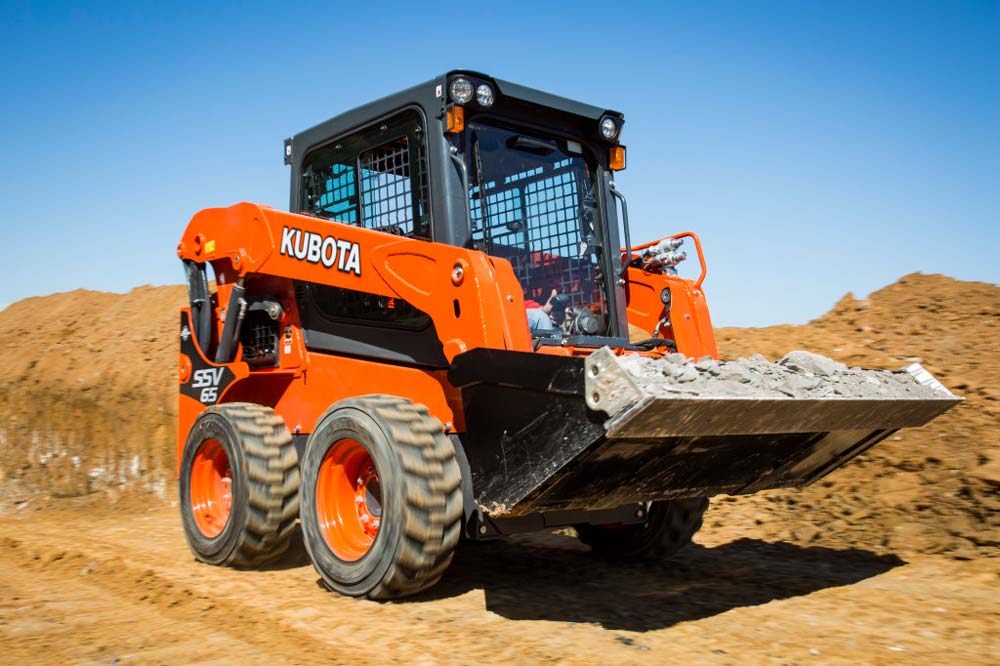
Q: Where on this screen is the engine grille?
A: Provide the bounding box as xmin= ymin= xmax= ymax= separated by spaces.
xmin=240 ymin=311 xmax=280 ymax=368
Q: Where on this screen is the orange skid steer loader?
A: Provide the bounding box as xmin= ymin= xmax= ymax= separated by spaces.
xmin=176 ymin=71 xmax=958 ymax=599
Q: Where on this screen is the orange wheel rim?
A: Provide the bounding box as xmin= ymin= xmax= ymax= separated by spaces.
xmin=316 ymin=438 xmax=382 ymax=562
xmin=190 ymin=438 xmax=232 ymax=538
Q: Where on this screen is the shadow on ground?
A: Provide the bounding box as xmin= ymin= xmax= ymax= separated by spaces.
xmin=425 ymin=533 xmax=904 ymax=631
xmin=267 ymin=529 xmax=903 ymax=631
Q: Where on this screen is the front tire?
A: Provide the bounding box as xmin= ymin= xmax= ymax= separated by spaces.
xmin=299 ymin=395 xmax=463 ymax=599
xmin=576 ymin=498 xmax=708 ymax=561
xmin=179 ymin=403 xmax=300 ymax=567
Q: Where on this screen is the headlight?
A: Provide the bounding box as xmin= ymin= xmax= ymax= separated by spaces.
xmin=599 ymin=116 xmax=619 ymax=140
xmin=449 ymin=78 xmax=474 ymax=104
xmin=475 ymin=83 xmax=494 ymax=107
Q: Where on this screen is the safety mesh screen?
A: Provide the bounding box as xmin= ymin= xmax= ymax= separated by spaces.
xmin=471 ymin=159 xmax=598 ymax=310
xmin=239 ymin=311 xmax=279 ymax=368
xmin=301 ymin=110 xmax=430 ymax=239
xmin=359 ymin=137 xmax=415 ymax=235
xmin=312 ymin=164 xmax=358 ymax=223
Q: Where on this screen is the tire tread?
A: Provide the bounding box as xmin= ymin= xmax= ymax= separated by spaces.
xmin=312 ymin=395 xmax=462 ymax=600
xmin=576 ymin=498 xmax=708 ymax=561
xmin=214 ymin=402 xmax=300 ymax=567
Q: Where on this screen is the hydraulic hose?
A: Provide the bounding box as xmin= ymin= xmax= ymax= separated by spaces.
xmin=214 ymin=280 xmax=247 ymax=364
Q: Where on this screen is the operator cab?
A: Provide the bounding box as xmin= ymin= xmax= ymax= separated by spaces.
xmin=285 ymin=70 xmax=630 ymax=349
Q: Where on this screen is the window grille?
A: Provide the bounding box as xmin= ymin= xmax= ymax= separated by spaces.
xmin=359 ymin=137 xmax=415 ymax=235
xmin=312 ymin=163 xmax=358 ymax=224
xmin=302 ymin=111 xmax=430 ymax=239
xmin=472 ymin=161 xmax=599 ymax=310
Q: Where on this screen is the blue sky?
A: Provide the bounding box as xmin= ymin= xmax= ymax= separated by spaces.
xmin=1 ymin=1 xmax=997 ymax=326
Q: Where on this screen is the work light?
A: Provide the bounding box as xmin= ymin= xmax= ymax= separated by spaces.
xmin=476 ymin=84 xmax=494 ymax=107
xmin=599 ymin=116 xmax=619 ymax=140
xmin=449 ymin=78 xmax=474 ymax=104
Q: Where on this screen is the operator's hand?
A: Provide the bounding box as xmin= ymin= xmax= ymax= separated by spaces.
xmin=541 ymin=289 xmax=558 ymax=314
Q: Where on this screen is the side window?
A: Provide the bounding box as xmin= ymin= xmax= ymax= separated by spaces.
xmin=302 ymin=110 xmax=431 ymax=239
xmin=296 ymin=110 xmax=435 ymax=337
xmin=312 ymin=163 xmax=358 ymax=224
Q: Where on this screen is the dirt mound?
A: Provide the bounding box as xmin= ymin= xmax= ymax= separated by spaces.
xmin=1 ymin=273 xmax=997 ymax=559
xmin=0 ymin=286 xmax=185 ymax=499
xmin=714 ymin=273 xmax=1000 ymax=559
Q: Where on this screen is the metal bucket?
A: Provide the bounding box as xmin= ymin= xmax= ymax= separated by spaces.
xmin=449 ymin=347 xmax=960 ymax=517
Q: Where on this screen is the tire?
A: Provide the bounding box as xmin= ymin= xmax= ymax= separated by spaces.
xmin=575 ymin=498 xmax=708 ymax=561
xmin=299 ymin=395 xmax=463 ymax=599
xmin=179 ymin=403 xmax=300 ymax=567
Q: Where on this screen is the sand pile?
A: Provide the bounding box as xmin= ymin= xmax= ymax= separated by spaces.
xmin=711 ymin=273 xmax=999 ymax=559
xmin=0 ymin=285 xmax=185 ymax=498
xmin=0 ymin=272 xmax=996 ymax=559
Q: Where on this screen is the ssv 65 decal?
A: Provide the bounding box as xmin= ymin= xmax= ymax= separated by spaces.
xmin=179 ymin=312 xmax=235 ymax=405
xmin=191 ymin=367 xmax=225 ymax=403
xmin=280 ymin=226 xmax=362 ymax=275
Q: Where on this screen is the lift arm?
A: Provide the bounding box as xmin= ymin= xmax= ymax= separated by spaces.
xmin=177 ymin=202 xmax=533 ymax=362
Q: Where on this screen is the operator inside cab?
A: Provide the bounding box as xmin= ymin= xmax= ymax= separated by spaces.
xmin=525 ymin=288 xmax=566 ymax=333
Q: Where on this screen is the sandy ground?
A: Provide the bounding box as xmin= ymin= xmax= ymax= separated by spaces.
xmin=0 ymin=272 xmax=998 ymax=664
xmin=1 ymin=505 xmax=997 ymax=666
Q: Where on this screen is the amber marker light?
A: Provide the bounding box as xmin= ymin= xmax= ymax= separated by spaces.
xmin=446 ymin=104 xmax=464 ymax=133
xmin=610 ymin=145 xmax=627 ymax=171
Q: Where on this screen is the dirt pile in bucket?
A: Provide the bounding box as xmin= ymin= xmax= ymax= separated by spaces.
xmin=616 ymin=348 xmax=951 ymax=400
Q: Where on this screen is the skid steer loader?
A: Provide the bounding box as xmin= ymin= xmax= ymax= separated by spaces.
xmin=176 ymin=70 xmax=959 ymax=599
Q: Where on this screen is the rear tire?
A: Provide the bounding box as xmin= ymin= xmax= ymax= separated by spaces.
xmin=179 ymin=403 xmax=300 ymax=567
xmin=299 ymin=395 xmax=463 ymax=599
xmin=575 ymin=498 xmax=708 ymax=561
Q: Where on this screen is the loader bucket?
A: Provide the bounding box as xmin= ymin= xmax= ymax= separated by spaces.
xmin=448 ymin=348 xmax=960 ymax=517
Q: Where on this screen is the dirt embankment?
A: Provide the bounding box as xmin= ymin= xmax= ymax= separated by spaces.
xmin=1 ymin=273 xmax=998 ymax=666
xmin=0 ymin=286 xmax=184 ymax=499
xmin=0 ymin=273 xmax=998 ymax=560
xmin=713 ymin=273 xmax=1000 ymax=560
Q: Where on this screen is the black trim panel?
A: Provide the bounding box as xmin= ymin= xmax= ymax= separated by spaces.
xmin=179 ymin=311 xmax=236 ymax=405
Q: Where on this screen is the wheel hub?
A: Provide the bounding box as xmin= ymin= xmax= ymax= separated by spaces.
xmin=355 ymin=466 xmax=382 ymax=538
xmin=316 ymin=438 xmax=382 ymax=561
xmin=189 ymin=439 xmax=232 ymax=538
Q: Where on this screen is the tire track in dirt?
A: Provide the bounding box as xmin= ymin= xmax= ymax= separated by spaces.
xmin=2 ymin=508 xmax=999 ymax=665
xmin=0 ymin=534 xmax=365 ymax=665
xmin=0 ymin=513 xmax=585 ymax=665
xmin=0 ymin=557 xmax=262 ymax=666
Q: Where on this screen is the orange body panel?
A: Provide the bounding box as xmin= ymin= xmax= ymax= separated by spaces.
xmin=235 ymin=356 xmax=462 ymax=436
xmin=177 ymin=203 xmax=533 ymax=360
xmin=623 ymin=231 xmax=718 ymax=360
xmin=624 ymin=269 xmax=718 ymax=359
